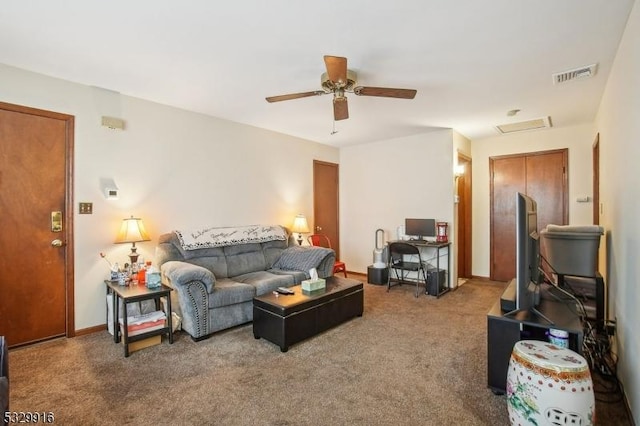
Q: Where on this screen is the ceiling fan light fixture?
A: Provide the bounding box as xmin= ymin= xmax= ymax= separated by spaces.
xmin=266 ymin=55 xmax=417 ymax=122
xmin=321 ymin=70 xmax=357 ymax=92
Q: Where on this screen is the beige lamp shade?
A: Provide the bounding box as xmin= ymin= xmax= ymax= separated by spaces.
xmin=115 ymin=216 xmax=150 ymax=264
xmin=291 ymin=214 xmax=310 ymax=233
xmin=115 ymin=216 xmax=151 ymax=243
xmin=291 ymin=214 xmax=310 ymax=245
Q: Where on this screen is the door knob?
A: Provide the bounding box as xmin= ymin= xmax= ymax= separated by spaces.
xmin=51 ymin=239 xmax=64 ymax=247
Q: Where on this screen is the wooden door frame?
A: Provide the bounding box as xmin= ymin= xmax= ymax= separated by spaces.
xmin=593 ymin=134 xmax=600 ymax=225
xmin=592 ymin=134 xmax=600 ymax=269
xmin=0 ymin=101 xmax=75 ymax=339
xmin=456 ymin=152 xmax=472 ymax=278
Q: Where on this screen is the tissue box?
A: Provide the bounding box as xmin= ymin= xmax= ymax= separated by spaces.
xmin=146 ymin=272 xmax=161 ymax=288
xmin=301 ymin=278 xmax=326 ymax=292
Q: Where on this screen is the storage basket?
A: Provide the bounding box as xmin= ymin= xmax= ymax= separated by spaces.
xmin=540 ymin=225 xmax=603 ymax=277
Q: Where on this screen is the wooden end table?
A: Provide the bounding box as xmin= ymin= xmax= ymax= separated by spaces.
xmin=105 ymin=280 xmax=174 ymax=357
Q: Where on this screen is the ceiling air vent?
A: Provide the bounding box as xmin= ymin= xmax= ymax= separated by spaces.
xmin=495 ymin=117 xmax=552 ymax=134
xmin=552 ymin=63 xmax=598 ymax=85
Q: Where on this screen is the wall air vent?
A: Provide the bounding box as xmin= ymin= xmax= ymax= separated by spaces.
xmin=495 ymin=117 xmax=552 ymax=134
xmin=552 ymin=63 xmax=598 ymax=85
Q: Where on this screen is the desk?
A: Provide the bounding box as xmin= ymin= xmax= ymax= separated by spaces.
xmin=486 ymin=292 xmax=583 ymax=394
xmin=388 ymin=240 xmax=451 ymax=297
xmin=105 ymin=281 xmax=174 ymax=357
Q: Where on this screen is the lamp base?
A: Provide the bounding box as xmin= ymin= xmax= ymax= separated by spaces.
xmin=296 ymin=234 xmax=303 ymax=245
xmin=128 ymin=245 xmax=140 ymax=265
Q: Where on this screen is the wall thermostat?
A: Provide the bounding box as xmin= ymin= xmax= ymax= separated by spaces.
xmin=104 ymin=186 xmax=119 ymax=200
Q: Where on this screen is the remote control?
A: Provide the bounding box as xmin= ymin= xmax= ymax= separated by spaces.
xmin=276 ymin=287 xmax=294 ymax=295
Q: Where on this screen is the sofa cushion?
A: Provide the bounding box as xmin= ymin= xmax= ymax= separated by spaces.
xmin=224 ymin=243 xmax=267 ymax=277
xmin=268 ymin=269 xmax=307 ymax=283
xmin=262 ymin=239 xmax=290 ymax=267
xmin=208 ymin=279 xmax=255 ymax=308
xmin=233 ymin=271 xmax=295 ymax=296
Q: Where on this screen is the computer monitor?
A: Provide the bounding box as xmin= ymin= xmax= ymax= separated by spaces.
xmin=404 ymin=218 xmax=436 ymax=241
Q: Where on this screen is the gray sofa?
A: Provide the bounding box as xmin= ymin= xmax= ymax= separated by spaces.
xmin=155 ymin=227 xmax=335 ymax=340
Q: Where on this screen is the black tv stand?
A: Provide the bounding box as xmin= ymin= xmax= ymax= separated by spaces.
xmin=487 ymin=293 xmax=583 ymax=394
xmin=503 ymin=306 xmax=555 ymax=326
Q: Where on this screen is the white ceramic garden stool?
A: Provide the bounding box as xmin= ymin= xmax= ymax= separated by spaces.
xmin=506 ymin=340 xmax=595 ymax=425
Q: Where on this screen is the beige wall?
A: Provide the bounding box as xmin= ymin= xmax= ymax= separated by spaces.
xmin=470 ymin=123 xmax=596 ymax=278
xmin=595 ymin=0 xmax=640 ymax=419
xmin=0 ymin=63 xmax=338 ymax=331
xmin=340 ymin=130 xmax=456 ymax=283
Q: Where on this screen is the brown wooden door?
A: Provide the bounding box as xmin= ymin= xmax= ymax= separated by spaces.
xmin=490 ymin=149 xmax=567 ymax=282
xmin=0 ymin=102 xmax=74 ymax=347
xmin=456 ymin=154 xmax=472 ymax=279
xmin=313 ymin=160 xmax=340 ymax=259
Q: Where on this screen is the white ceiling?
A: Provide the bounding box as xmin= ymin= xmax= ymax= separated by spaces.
xmin=0 ymin=1 xmax=634 ymax=147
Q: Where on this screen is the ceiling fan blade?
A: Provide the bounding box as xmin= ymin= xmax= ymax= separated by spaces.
xmin=353 ymin=86 xmax=417 ymax=99
xmin=324 ymin=55 xmax=348 ymax=85
xmin=265 ymin=91 xmax=324 ymax=103
xmin=333 ymin=97 xmax=349 ymax=121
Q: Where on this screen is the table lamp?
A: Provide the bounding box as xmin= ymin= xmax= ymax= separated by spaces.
xmin=291 ymin=214 xmax=310 ymax=245
xmin=115 ymin=216 xmax=150 ymax=264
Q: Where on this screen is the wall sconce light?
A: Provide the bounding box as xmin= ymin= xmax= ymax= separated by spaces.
xmin=115 ymin=216 xmax=150 ymax=264
xmin=291 ymin=214 xmax=310 ymax=245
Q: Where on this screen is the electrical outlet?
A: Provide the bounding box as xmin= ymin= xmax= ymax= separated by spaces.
xmin=79 ymin=202 xmax=93 ymax=214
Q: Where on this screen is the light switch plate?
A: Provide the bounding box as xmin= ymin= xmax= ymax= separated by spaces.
xmin=79 ymin=202 xmax=93 ymax=214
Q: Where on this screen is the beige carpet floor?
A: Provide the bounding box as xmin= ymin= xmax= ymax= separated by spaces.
xmin=7 ymin=277 xmax=631 ymax=425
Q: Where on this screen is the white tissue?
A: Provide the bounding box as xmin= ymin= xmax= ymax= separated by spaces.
xmin=309 ymin=267 xmax=318 ymax=281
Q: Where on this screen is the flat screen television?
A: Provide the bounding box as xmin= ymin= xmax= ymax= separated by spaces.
xmin=405 ymin=218 xmax=436 ymax=241
xmin=515 ymin=192 xmax=541 ymax=311
xmin=503 ymin=192 xmax=551 ymax=323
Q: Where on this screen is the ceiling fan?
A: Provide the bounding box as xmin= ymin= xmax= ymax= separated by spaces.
xmin=265 ymin=55 xmax=417 ymax=121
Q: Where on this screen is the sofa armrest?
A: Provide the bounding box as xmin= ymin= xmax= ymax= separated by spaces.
xmin=161 ymin=261 xmax=216 ymax=293
xmin=314 ymin=249 xmax=336 ymax=279
xmin=161 ymin=261 xmax=215 ymax=339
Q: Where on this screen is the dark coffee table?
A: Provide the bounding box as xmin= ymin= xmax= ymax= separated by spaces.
xmin=253 ymin=276 xmax=364 ymax=352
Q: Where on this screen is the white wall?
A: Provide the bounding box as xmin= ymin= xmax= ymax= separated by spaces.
xmin=340 ymin=130 xmax=456 ymax=283
xmin=595 ymin=0 xmax=640 ymax=419
xmin=470 ymin=123 xmax=596 ymax=278
xmin=0 ymin=63 xmax=338 ymax=331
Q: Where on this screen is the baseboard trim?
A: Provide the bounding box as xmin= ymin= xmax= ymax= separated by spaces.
xmin=75 ymin=324 xmax=106 ymax=336
xmin=470 ymin=275 xmax=491 ymax=281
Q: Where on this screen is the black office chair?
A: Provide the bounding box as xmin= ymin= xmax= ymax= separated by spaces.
xmin=387 ymin=242 xmax=428 ymax=298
